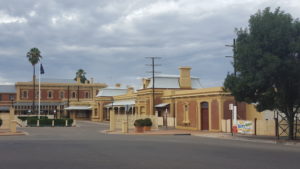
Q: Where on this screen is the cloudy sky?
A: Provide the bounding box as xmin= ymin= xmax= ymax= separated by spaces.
xmin=0 ymin=0 xmax=299 ymax=88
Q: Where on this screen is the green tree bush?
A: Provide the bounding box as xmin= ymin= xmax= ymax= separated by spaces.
xmin=224 ymin=7 xmax=300 ymax=139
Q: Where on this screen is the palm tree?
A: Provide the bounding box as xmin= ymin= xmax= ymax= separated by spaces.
xmin=26 ymin=48 xmax=42 ymax=114
xmin=74 ymin=69 xmax=88 ymax=83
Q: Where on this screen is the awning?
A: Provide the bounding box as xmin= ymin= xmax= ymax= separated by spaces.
xmin=105 ymin=100 xmax=135 ymax=107
xmin=0 ymin=106 xmax=10 ymax=111
xmin=65 ymin=106 xmax=92 ymax=110
xmin=155 ymin=103 xmax=169 ymax=108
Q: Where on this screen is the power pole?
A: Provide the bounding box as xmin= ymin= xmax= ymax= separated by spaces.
xmin=225 ymin=38 xmax=237 ymax=135
xmin=146 ymin=57 xmax=161 ymax=115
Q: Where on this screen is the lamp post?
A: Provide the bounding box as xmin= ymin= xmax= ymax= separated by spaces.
xmin=54 ymin=109 xmax=57 ymax=119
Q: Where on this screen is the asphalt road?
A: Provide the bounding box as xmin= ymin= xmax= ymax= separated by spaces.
xmin=0 ymin=121 xmax=299 ymax=169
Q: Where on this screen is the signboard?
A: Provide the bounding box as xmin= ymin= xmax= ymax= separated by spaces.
xmin=237 ymin=120 xmax=254 ymax=134
xmin=229 ymin=104 xmax=233 ymax=110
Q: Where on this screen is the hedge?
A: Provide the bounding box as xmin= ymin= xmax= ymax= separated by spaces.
xmin=27 ymin=118 xmax=74 ymax=127
xmin=18 ymin=116 xmax=48 ymax=121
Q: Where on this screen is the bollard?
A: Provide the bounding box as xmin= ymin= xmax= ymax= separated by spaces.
xmin=52 ymin=120 xmax=55 ymax=127
xmin=37 ymin=120 xmax=40 ymax=127
xmin=65 ymin=120 xmax=68 ymax=127
xmin=73 ymin=120 xmax=76 ymax=127
xmin=122 ymin=121 xmax=128 ymax=133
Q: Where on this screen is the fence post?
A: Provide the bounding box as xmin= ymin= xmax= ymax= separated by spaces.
xmin=275 ymin=117 xmax=279 ymax=139
xmin=254 ymin=118 xmax=257 ymax=136
xmin=295 ymin=116 xmax=298 ymax=140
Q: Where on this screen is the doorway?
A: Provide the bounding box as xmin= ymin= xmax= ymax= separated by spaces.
xmin=201 ymin=102 xmax=209 ymax=130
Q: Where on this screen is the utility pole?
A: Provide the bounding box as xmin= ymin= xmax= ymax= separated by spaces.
xmin=225 ymin=38 xmax=237 ymax=135
xmin=146 ymin=57 xmax=161 ymax=115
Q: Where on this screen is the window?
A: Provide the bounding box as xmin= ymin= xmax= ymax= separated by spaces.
xmin=85 ymin=92 xmax=89 ymax=98
xmin=72 ymin=92 xmax=76 ymax=98
xmin=60 ymin=91 xmax=65 ymax=99
xmin=48 ymin=91 xmax=53 ymax=99
xmin=9 ymin=95 xmax=14 ymax=101
xmin=22 ymin=91 xmax=28 ymax=99
xmin=35 ymin=91 xmax=39 ymax=99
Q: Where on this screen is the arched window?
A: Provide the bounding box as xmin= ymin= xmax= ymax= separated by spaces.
xmin=48 ymin=91 xmax=53 ymax=99
xmin=85 ymin=92 xmax=89 ymax=98
xmin=72 ymin=92 xmax=76 ymax=98
xmin=60 ymin=91 xmax=65 ymax=99
xmin=22 ymin=91 xmax=28 ymax=99
xmin=35 ymin=91 xmax=39 ymax=99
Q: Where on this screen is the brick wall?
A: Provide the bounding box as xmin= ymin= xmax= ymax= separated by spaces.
xmin=176 ymin=101 xmax=198 ymax=128
xmin=211 ymin=99 xmax=219 ymax=130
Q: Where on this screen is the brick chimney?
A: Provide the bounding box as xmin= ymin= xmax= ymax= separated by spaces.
xmin=127 ymin=86 xmax=134 ymax=94
xmin=179 ymin=66 xmax=191 ymax=89
xmin=76 ymin=77 xmax=81 ymax=83
xmin=142 ymin=78 xmax=150 ymax=89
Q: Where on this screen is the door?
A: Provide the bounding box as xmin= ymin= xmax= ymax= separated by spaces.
xmin=201 ymin=102 xmax=209 ymax=130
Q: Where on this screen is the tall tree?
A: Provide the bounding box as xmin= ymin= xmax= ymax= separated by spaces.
xmin=224 ymin=7 xmax=300 ymax=139
xmin=74 ymin=69 xmax=88 ymax=83
xmin=26 ymin=48 xmax=42 ymax=114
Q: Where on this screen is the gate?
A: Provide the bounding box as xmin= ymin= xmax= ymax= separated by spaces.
xmin=275 ymin=110 xmax=300 ymax=139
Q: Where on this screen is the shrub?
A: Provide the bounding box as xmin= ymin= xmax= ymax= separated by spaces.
xmin=27 ymin=118 xmax=38 ymax=127
xmin=134 ymin=119 xmax=145 ymax=127
xmin=26 ymin=118 xmax=74 ymax=127
xmin=18 ymin=116 xmax=48 ymax=121
xmin=144 ymin=118 xmax=153 ymax=127
xmin=39 ymin=119 xmax=53 ymax=126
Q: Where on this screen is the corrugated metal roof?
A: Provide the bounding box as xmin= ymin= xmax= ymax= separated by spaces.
xmin=155 ymin=103 xmax=169 ymax=107
xmin=96 ymin=88 xmax=128 ymax=97
xmin=0 ymin=85 xmax=16 ymax=93
xmin=146 ymin=75 xmax=202 ymax=89
xmin=105 ymin=100 xmax=135 ymax=107
xmin=65 ymin=106 xmax=92 ymax=110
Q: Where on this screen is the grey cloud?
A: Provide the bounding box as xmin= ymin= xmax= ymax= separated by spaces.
xmin=0 ymin=0 xmax=299 ymax=87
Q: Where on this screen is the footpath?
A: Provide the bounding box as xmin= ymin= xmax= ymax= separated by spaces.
xmin=0 ymin=129 xmax=27 ymax=136
xmin=104 ymin=128 xmax=300 ymax=147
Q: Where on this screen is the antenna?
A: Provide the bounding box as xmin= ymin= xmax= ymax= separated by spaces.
xmin=146 ymin=57 xmax=161 ymax=116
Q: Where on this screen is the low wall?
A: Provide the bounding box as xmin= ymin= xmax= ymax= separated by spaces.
xmin=221 ymin=119 xmax=231 ymax=133
xmin=113 ymin=114 xmax=158 ymax=130
xmin=256 ymin=119 xmax=275 ymax=136
xmin=158 ymin=117 xmax=176 ymax=127
xmin=0 ymin=113 xmax=10 ymax=129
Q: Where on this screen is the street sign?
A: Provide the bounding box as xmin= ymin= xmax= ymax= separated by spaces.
xmin=229 ymin=104 xmax=233 ymax=110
